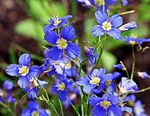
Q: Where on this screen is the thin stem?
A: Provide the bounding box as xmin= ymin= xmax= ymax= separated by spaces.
xmin=58 ymin=99 xmax=64 ymax=116
xmin=119 ymin=10 xmax=135 ymax=15
xmin=70 ymin=103 xmax=81 ymax=116
xmin=131 ymin=45 xmax=135 ymax=80
xmin=34 ymin=77 xmax=59 ymax=116
xmin=120 ymin=61 xmax=130 ymax=79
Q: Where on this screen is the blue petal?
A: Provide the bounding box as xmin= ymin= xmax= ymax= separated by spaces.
xmin=45 ymin=47 xmax=63 ymax=60
xmin=27 ymin=88 xmax=38 ymax=99
xmin=107 ymin=28 xmax=121 ymax=40
xmin=44 ymin=30 xmax=58 ymax=44
xmin=19 ymin=54 xmax=31 ymax=66
xmin=92 ymin=25 xmax=104 ymax=37
xmin=95 ymin=11 xmax=108 ymax=24
xmin=6 ymin=64 xmax=19 ymax=76
xmin=109 ymin=105 xmax=122 ymax=116
xmin=28 ymin=100 xmax=39 ymax=111
xmin=83 ymin=84 xmax=95 ymax=94
xmin=28 ymin=65 xmax=41 ymax=79
xmin=109 ymin=14 xmax=123 ymax=27
xmin=39 ymin=109 xmax=49 ymax=116
xmin=44 ymin=24 xmax=54 ymax=33
xmin=121 ymin=0 xmax=128 ymax=6
xmin=60 ymin=25 xmax=76 ymax=41
xmin=65 ymin=42 xmax=80 ymax=58
xmin=59 ymin=15 xmax=72 ymax=26
xmin=76 ymin=77 xmax=89 ymax=86
xmin=21 ymin=109 xmax=30 ymax=116
xmin=88 ymin=96 xmax=102 ymax=106
xmin=59 ymin=91 xmax=67 ymax=101
xmin=17 ymin=76 xmax=30 ymax=89
xmin=92 ymin=105 xmax=106 ymax=116
xmin=3 ymin=80 xmax=14 ymax=90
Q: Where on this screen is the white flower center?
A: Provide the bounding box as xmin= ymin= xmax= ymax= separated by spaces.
xmin=102 ymin=21 xmax=112 ymax=31
xmin=57 ymin=82 xmax=65 ymax=91
xmin=100 ymin=100 xmax=111 ymax=109
xmin=19 ymin=66 xmax=29 ymax=76
xmin=90 ymin=75 xmax=100 ymax=85
xmin=52 ymin=16 xmax=61 ymax=26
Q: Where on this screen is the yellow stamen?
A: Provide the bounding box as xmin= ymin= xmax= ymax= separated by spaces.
xmin=90 ymin=76 xmax=100 ymax=85
xmin=52 ymin=16 xmax=61 ymax=26
xmin=65 ymin=62 xmax=72 ymax=69
xmin=57 ymin=82 xmax=65 ymax=91
xmin=95 ymin=0 xmax=104 ymax=6
xmin=56 ymin=38 xmax=68 ymax=50
xmin=32 ymin=111 xmax=39 ymax=116
xmin=100 ymin=100 xmax=111 ymax=109
xmin=19 ymin=66 xmax=29 ymax=76
xmin=129 ymin=40 xmax=136 ymax=45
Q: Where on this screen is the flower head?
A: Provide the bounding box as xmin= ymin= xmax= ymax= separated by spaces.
xmin=21 ymin=101 xmax=49 ymax=116
xmin=6 ymin=54 xmax=41 ymax=89
xmin=92 ymin=11 xmax=123 ymax=40
xmin=44 ymin=25 xmax=80 ymax=60
xmin=44 ymin=15 xmax=72 ymax=32
xmin=89 ymin=94 xmax=122 ymax=116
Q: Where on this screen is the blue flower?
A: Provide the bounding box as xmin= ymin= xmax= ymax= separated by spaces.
xmin=0 ymin=80 xmax=16 ymax=104
xmin=92 ymin=11 xmax=123 ymax=40
xmin=44 ymin=15 xmax=72 ymax=32
xmin=114 ymin=62 xmax=126 ymax=70
xmin=124 ymin=36 xmax=150 ymax=45
xmin=134 ymin=100 xmax=147 ymax=116
xmin=21 ymin=101 xmax=49 ymax=116
xmin=119 ymin=21 xmax=137 ymax=31
xmin=137 ymin=72 xmax=150 ymax=79
xmin=118 ymin=77 xmax=138 ymax=94
xmin=44 ymin=25 xmax=80 ymax=60
xmin=6 ymin=54 xmax=41 ymax=89
xmin=83 ymin=46 xmax=98 ymax=66
xmin=51 ymin=78 xmax=73 ymax=101
xmin=77 ymin=68 xmax=115 ymax=94
xmin=89 ymin=94 xmax=122 ymax=116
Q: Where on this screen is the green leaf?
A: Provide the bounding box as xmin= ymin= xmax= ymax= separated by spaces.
xmin=15 ymin=19 xmax=44 ymax=42
xmin=101 ymin=50 xmax=117 ymax=72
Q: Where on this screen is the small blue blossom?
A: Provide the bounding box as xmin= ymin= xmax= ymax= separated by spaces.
xmin=83 ymin=46 xmax=98 ymax=66
xmin=134 ymin=100 xmax=147 ymax=116
xmin=121 ymin=0 xmax=128 ymax=6
xmin=92 ymin=11 xmax=123 ymax=40
xmin=51 ymin=78 xmax=73 ymax=101
xmin=0 ymin=80 xmax=16 ymax=104
xmin=124 ymin=36 xmax=150 ymax=45
xmin=21 ymin=101 xmax=49 ymax=116
xmin=6 ymin=54 xmax=41 ymax=89
xmin=77 ymin=68 xmax=115 ymax=94
xmin=119 ymin=77 xmax=138 ymax=94
xmin=44 ymin=15 xmax=72 ymax=32
xmin=137 ymin=72 xmax=150 ymax=79
xmin=89 ymin=94 xmax=122 ymax=116
xmin=44 ymin=25 xmax=80 ymax=60
xmin=119 ymin=21 xmax=137 ymax=31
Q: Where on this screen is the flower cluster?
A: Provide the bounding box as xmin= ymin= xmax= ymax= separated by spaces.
xmin=3 ymin=0 xmax=150 ymax=116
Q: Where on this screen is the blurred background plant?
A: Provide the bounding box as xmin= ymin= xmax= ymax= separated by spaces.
xmin=0 ymin=0 xmax=150 ymax=115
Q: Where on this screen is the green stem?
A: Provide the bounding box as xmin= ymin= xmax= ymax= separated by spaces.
xmin=58 ymin=99 xmax=64 ymax=116
xmin=70 ymin=103 xmax=81 ymax=116
xmin=131 ymin=45 xmax=135 ymax=80
xmin=34 ymin=77 xmax=59 ymax=116
xmin=120 ymin=61 xmax=130 ymax=79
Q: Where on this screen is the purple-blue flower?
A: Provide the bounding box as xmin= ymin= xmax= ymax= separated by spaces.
xmin=89 ymin=94 xmax=122 ymax=116
xmin=51 ymin=78 xmax=73 ymax=101
xmin=21 ymin=101 xmax=49 ymax=116
xmin=44 ymin=25 xmax=80 ymax=60
xmin=0 ymin=80 xmax=16 ymax=104
xmin=124 ymin=36 xmax=150 ymax=45
xmin=6 ymin=53 xmax=41 ymax=89
xmin=44 ymin=15 xmax=72 ymax=32
xmin=119 ymin=21 xmax=137 ymax=31
xmin=119 ymin=77 xmax=138 ymax=94
xmin=77 ymin=68 xmax=115 ymax=94
xmin=92 ymin=11 xmax=123 ymax=40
